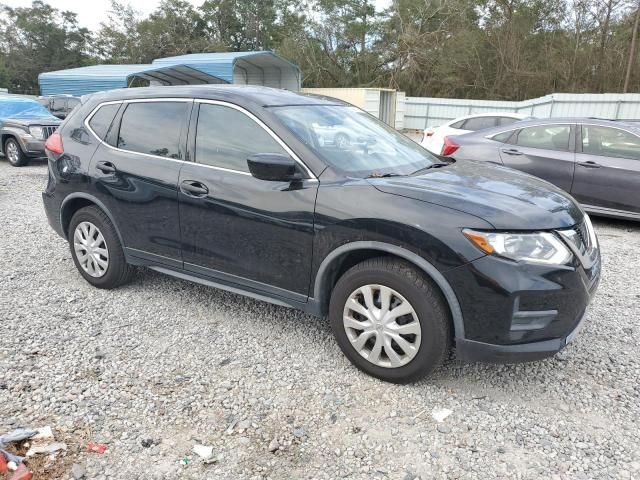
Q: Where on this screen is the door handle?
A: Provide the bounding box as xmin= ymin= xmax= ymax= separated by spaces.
xmin=96 ymin=161 xmax=116 ymax=174
xmin=180 ymin=180 xmax=209 ymax=198
xmin=578 ymin=161 xmax=601 ymax=169
xmin=500 ymin=148 xmax=523 ymax=156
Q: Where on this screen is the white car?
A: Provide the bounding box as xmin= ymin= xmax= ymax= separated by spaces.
xmin=421 ymin=112 xmax=530 ymax=154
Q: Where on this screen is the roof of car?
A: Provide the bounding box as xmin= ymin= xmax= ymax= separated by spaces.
xmin=85 ymin=85 xmax=343 ymax=109
xmin=467 ymin=116 xmax=640 ymax=136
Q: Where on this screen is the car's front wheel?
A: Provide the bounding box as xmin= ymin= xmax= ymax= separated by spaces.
xmin=329 ymin=257 xmax=450 ymax=383
xmin=4 ymin=138 xmax=29 ymax=167
xmin=68 ymin=206 xmax=134 ymax=289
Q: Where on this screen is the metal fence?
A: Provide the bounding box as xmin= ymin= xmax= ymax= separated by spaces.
xmin=404 ymin=93 xmax=640 ymax=130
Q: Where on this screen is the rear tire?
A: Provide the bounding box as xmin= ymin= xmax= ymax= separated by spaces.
xmin=4 ymin=138 xmax=29 ymax=167
xmin=68 ymin=206 xmax=134 ymax=289
xmin=329 ymin=257 xmax=450 ymax=383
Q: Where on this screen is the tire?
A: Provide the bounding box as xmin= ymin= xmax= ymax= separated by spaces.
xmin=334 ymin=133 xmax=350 ymax=149
xmin=329 ymin=257 xmax=451 ymax=383
xmin=4 ymin=138 xmax=29 ymax=167
xmin=68 ymin=206 xmax=134 ymax=289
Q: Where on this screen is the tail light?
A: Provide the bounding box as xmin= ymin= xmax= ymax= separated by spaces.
xmin=44 ymin=131 xmax=64 ymax=154
xmin=441 ymin=136 xmax=459 ymax=156
xmin=424 ymin=129 xmax=435 ymax=137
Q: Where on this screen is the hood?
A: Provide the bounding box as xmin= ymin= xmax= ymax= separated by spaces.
xmin=1 ymin=116 xmax=61 ymax=127
xmin=371 ymin=160 xmax=584 ymax=230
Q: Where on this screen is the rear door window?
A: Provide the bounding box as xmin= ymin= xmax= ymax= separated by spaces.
xmin=449 ymin=119 xmax=466 ymax=129
xmin=88 ymin=104 xmax=120 ymax=141
xmin=515 ymin=125 xmax=571 ymax=151
xmin=195 ymin=103 xmax=288 ymax=172
xmin=117 ymin=102 xmax=188 ymax=159
xmin=581 ymin=125 xmax=640 ymax=160
xmin=462 ymin=116 xmax=498 ymax=131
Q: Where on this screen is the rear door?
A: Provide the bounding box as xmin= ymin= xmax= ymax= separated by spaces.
xmin=178 ymin=100 xmax=318 ymax=300
xmin=88 ymin=99 xmax=191 ymax=267
xmin=571 ymin=124 xmax=640 ymax=214
xmin=497 ymin=123 xmax=575 ymax=191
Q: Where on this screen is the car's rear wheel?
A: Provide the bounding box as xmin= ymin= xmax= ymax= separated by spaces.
xmin=4 ymin=138 xmax=29 ymax=167
xmin=329 ymin=257 xmax=450 ymax=383
xmin=68 ymin=206 xmax=134 ymax=289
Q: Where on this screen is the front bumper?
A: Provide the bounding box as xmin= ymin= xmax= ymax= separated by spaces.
xmin=444 ymin=241 xmax=600 ymax=364
xmin=456 ymin=309 xmax=588 ymax=363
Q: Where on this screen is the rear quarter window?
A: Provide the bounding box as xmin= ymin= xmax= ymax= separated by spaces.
xmin=88 ymin=104 xmax=120 ymax=141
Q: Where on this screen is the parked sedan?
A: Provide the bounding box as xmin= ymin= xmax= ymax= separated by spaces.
xmin=421 ymin=112 xmax=529 ymax=154
xmin=1 ymin=96 xmax=61 ymax=166
xmin=43 ymin=86 xmax=599 ymax=383
xmin=444 ymin=118 xmax=640 ymax=221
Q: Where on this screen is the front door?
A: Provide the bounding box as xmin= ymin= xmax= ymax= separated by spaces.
xmin=498 ymin=123 xmax=576 ymax=191
xmin=178 ymin=101 xmax=318 ymax=300
xmin=571 ymin=124 xmax=640 ymax=215
xmin=88 ymin=99 xmax=191 ymax=267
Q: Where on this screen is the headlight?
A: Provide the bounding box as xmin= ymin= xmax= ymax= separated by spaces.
xmin=463 ymin=229 xmax=572 ymax=265
xmin=29 ymin=126 xmax=44 ymax=140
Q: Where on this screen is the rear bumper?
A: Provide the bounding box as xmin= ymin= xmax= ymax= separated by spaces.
xmin=456 ymin=309 xmax=588 ymax=363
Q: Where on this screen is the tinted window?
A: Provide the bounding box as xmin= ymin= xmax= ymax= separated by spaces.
xmin=195 ymin=103 xmax=287 ymax=172
xmin=463 ymin=117 xmax=497 ymax=131
xmin=118 ymin=102 xmax=187 ymax=159
xmin=491 ymin=130 xmax=515 ymax=143
xmin=450 ymin=120 xmax=465 ymax=129
xmin=515 ymin=125 xmax=570 ymax=151
xmin=497 ymin=116 xmax=519 ymax=126
xmin=582 ymin=125 xmax=640 ymax=160
xmin=88 ymin=104 xmax=120 ymax=141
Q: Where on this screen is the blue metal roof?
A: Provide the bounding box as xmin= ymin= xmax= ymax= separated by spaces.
xmin=38 ymin=51 xmax=299 ymax=96
xmin=151 ymin=51 xmax=300 ymax=84
xmin=38 ymin=63 xmax=228 ymax=96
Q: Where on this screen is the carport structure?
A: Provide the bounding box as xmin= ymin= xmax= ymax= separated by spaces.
xmin=38 ymin=51 xmax=301 ymax=96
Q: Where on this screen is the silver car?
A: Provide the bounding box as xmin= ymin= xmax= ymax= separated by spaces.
xmin=444 ymin=118 xmax=640 ymax=221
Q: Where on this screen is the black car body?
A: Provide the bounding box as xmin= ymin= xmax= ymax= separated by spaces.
xmin=445 ymin=118 xmax=640 ymax=221
xmin=42 ymin=86 xmax=601 ymax=382
xmin=1 ymin=97 xmax=61 ymax=166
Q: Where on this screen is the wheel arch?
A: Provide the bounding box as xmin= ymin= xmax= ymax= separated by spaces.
xmin=60 ymin=193 xmax=125 ymax=247
xmin=313 ymin=241 xmax=465 ymax=339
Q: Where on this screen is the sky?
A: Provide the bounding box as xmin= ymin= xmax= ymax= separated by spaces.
xmin=2 ymin=0 xmax=393 ymax=32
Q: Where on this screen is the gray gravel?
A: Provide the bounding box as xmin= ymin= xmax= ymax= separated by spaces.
xmin=1 ymin=159 xmax=639 ymax=479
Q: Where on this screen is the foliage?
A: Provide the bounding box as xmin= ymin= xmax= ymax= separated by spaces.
xmin=0 ymin=0 xmax=638 ymax=98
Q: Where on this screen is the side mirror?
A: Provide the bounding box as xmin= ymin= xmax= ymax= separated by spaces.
xmin=247 ymin=153 xmax=301 ymax=182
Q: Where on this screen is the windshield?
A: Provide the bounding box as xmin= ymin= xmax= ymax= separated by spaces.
xmin=0 ymin=99 xmax=57 ymax=120
xmin=270 ymin=105 xmax=440 ymax=177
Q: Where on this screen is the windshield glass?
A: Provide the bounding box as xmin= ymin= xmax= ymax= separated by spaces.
xmin=0 ymin=99 xmax=57 ymax=120
xmin=270 ymin=105 xmax=439 ymax=177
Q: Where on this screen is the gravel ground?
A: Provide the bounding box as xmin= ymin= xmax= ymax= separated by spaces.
xmin=0 ymin=159 xmax=639 ymax=480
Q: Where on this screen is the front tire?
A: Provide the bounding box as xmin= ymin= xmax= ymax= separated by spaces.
xmin=4 ymin=138 xmax=29 ymax=167
xmin=68 ymin=206 xmax=134 ymax=289
xmin=329 ymin=257 xmax=450 ymax=383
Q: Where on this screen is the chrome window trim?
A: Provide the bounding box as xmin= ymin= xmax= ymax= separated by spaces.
xmin=194 ymin=99 xmax=317 ymax=180
xmin=84 ymin=97 xmax=318 ymax=180
xmin=484 ymin=122 xmax=576 ymax=141
xmin=84 ymin=99 xmax=191 ymax=164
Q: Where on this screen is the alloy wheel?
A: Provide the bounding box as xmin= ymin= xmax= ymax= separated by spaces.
xmin=73 ymin=221 xmax=109 ymax=277
xmin=5 ymin=141 xmax=19 ymax=164
xmin=343 ymin=284 xmax=421 ymax=368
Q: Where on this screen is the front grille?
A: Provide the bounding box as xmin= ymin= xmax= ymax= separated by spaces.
xmin=42 ymin=126 xmax=58 ymax=140
xmin=557 ymin=216 xmax=599 ymax=269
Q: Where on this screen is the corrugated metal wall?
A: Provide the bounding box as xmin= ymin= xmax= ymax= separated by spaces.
xmin=404 ymin=93 xmax=640 ymax=129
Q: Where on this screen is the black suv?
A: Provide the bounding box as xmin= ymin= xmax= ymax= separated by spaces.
xmin=42 ymin=86 xmax=601 ymax=383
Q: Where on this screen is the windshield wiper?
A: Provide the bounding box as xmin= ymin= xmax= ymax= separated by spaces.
xmin=366 ymin=172 xmax=404 ymax=178
xmin=411 ymin=162 xmax=451 ymax=175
